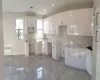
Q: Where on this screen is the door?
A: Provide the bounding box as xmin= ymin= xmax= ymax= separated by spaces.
xmin=92 ymin=0 xmax=100 ymax=80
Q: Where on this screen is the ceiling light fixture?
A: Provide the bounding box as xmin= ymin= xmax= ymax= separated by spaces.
xmin=52 ymin=4 xmax=55 ymax=6
xmin=44 ymin=9 xmax=46 ymax=12
xmin=70 ymin=14 xmax=72 ymax=16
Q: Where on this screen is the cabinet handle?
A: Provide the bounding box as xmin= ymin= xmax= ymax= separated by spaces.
xmin=96 ymin=13 xmax=99 ymax=25
xmin=95 ymin=31 xmax=98 ymax=42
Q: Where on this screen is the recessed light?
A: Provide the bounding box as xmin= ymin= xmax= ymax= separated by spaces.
xmin=91 ymin=23 xmax=94 ymax=26
xmin=70 ymin=14 xmax=72 ymax=16
xmin=44 ymin=9 xmax=46 ymax=12
xmin=52 ymin=4 xmax=55 ymax=6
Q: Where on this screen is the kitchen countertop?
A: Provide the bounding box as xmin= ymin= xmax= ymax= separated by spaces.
xmin=65 ymin=44 xmax=89 ymax=48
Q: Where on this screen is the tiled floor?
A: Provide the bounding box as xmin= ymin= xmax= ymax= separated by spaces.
xmin=4 ymin=54 xmax=91 ymax=80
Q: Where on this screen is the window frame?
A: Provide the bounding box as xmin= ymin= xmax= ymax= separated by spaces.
xmin=36 ymin=19 xmax=43 ymax=41
xmin=16 ymin=19 xmax=24 ymax=40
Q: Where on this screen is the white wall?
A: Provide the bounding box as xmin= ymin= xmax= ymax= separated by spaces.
xmin=24 ymin=16 xmax=37 ymax=54
xmin=0 ymin=0 xmax=4 ymax=79
xmin=3 ymin=12 xmax=25 ymax=55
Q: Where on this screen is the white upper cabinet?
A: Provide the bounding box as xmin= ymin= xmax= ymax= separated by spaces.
xmin=66 ymin=8 xmax=93 ymax=36
xmin=44 ymin=18 xmax=49 ymax=34
xmin=81 ymin=9 xmax=93 ymax=36
xmin=51 ymin=15 xmax=59 ymax=34
xmin=51 ymin=12 xmax=67 ymax=34
xmin=44 ymin=8 xmax=93 ymax=36
xmin=66 ymin=10 xmax=79 ymax=35
xmin=44 ymin=17 xmax=52 ymax=34
xmin=58 ymin=12 xmax=67 ymax=25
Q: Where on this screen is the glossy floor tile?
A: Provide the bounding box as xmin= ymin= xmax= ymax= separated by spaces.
xmin=4 ymin=54 xmax=91 ymax=80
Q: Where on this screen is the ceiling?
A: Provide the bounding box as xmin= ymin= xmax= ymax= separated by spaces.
xmin=2 ymin=0 xmax=93 ymax=15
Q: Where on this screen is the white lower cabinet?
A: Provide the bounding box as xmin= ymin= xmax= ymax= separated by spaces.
xmin=65 ymin=47 xmax=92 ymax=74
xmin=65 ymin=47 xmax=86 ymax=70
xmin=52 ymin=43 xmax=61 ymax=60
xmin=86 ymin=50 xmax=92 ymax=75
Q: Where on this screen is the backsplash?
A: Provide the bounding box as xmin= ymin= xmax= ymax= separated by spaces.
xmin=63 ymin=35 xmax=93 ymax=47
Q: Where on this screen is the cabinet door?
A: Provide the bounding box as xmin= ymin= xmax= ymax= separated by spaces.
xmin=67 ymin=9 xmax=93 ymax=36
xmin=52 ymin=15 xmax=59 ymax=34
xmin=48 ymin=17 xmax=52 ymax=34
xmin=67 ymin=10 xmax=79 ymax=35
xmin=89 ymin=57 xmax=92 ymax=75
xmin=82 ymin=9 xmax=93 ymax=36
xmin=58 ymin=12 xmax=67 ymax=25
xmin=88 ymin=56 xmax=92 ymax=75
xmin=51 ymin=12 xmax=67 ymax=34
xmin=79 ymin=9 xmax=93 ymax=36
xmin=86 ymin=50 xmax=92 ymax=75
xmin=44 ymin=19 xmax=49 ymax=34
xmin=44 ymin=17 xmax=52 ymax=34
xmin=86 ymin=52 xmax=90 ymax=73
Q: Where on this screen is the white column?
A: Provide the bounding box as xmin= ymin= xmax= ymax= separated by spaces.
xmin=0 ymin=0 xmax=4 ymax=80
xmin=92 ymin=0 xmax=100 ymax=79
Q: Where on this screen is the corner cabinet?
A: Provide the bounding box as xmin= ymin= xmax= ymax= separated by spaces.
xmin=65 ymin=47 xmax=86 ymax=70
xmin=51 ymin=14 xmax=59 ymax=34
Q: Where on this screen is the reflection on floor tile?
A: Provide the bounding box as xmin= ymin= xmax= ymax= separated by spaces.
xmin=4 ymin=55 xmax=91 ymax=80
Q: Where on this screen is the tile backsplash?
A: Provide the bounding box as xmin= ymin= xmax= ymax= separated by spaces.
xmin=63 ymin=35 xmax=93 ymax=47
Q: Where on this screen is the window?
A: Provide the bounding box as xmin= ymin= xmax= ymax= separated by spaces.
xmin=37 ymin=30 xmax=43 ymax=38
xmin=36 ymin=19 xmax=43 ymax=41
xmin=37 ymin=19 xmax=43 ymax=29
xmin=16 ymin=19 xmax=24 ymax=39
xmin=44 ymin=21 xmax=49 ymax=34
